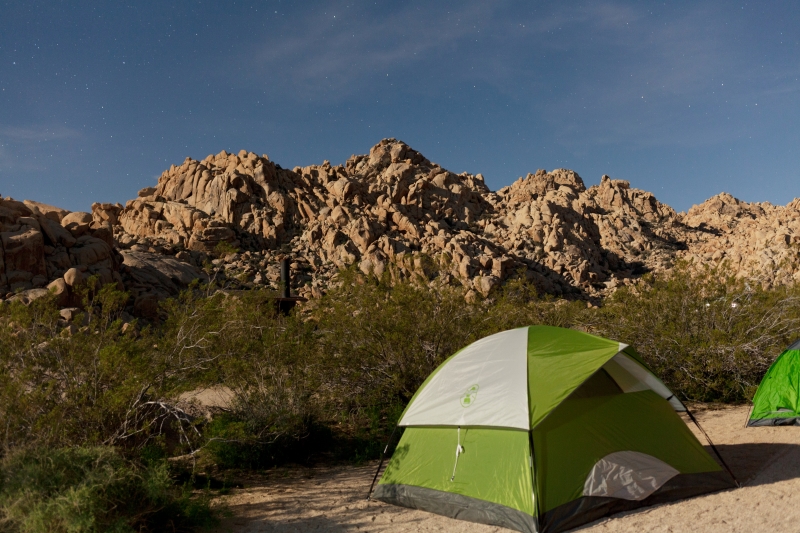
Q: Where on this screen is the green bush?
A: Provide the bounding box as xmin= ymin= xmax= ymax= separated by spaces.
xmin=0 ymin=282 xmax=240 ymax=454
xmin=0 ymin=446 xmax=215 ymax=533
xmin=312 ymin=270 xmax=483 ymax=433
xmin=305 ymin=269 xmax=584 ymax=443
xmin=204 ymin=414 xmax=334 ymax=469
xmin=585 ymin=265 xmax=800 ymax=402
xmin=2 ymin=258 xmax=798 ymax=482
xmin=212 ymin=241 xmax=239 ymax=258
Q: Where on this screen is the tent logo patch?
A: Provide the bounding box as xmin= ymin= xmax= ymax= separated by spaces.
xmin=460 ymin=385 xmax=479 ymax=408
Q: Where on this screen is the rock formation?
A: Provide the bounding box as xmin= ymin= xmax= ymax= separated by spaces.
xmin=2 ymin=138 xmax=799 ymax=314
xmin=0 ymin=199 xmax=124 ymax=305
xmin=679 ymin=193 xmax=800 ymax=286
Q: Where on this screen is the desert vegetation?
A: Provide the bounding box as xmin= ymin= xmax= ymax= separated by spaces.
xmin=1 ymin=262 xmax=798 ymax=531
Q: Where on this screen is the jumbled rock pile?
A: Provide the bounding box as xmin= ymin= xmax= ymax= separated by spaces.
xmin=0 ymin=198 xmax=124 ymax=306
xmin=3 ymin=138 xmax=799 ymax=315
xmin=99 ymin=138 xmax=800 ymax=299
xmin=678 ymin=193 xmax=800 ymax=287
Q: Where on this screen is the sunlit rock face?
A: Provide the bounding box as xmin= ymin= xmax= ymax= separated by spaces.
xmin=3 ymin=138 xmax=799 ymax=311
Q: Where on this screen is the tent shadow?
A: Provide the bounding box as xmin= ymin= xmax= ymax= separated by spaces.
xmin=711 ymin=443 xmax=800 ymax=487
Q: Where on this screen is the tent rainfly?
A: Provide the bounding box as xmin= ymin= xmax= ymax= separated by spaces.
xmin=369 ymin=326 xmax=736 ymax=533
xmin=748 ymin=339 xmax=800 ymax=427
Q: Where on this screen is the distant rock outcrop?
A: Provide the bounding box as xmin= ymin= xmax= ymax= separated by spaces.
xmin=678 ymin=193 xmax=800 ymax=286
xmin=0 ymin=198 xmax=126 ymax=307
xmin=2 ymin=138 xmax=799 ymax=314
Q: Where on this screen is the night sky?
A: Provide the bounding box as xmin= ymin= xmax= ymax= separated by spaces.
xmin=1 ymin=1 xmax=798 ymax=212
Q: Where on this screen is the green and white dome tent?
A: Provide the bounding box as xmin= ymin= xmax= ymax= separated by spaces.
xmin=369 ymin=326 xmax=736 ymax=533
xmin=748 ymin=339 xmax=800 ymax=426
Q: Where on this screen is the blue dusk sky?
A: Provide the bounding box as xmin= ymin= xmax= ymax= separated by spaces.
xmin=1 ymin=1 xmax=798 ymax=212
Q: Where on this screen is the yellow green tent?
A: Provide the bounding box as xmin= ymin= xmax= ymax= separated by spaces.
xmin=370 ymin=326 xmax=736 ymax=533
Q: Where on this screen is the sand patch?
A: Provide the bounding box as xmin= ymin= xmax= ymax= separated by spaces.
xmin=212 ymin=406 xmax=800 ymax=532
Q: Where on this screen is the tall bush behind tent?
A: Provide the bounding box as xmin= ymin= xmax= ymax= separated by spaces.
xmin=585 ymin=265 xmax=800 ymax=403
xmin=311 ymin=269 xmax=584 ymax=438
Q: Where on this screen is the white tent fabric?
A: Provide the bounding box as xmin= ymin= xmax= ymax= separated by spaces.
xmin=603 ymin=353 xmax=686 ymax=412
xmin=583 ymin=451 xmax=679 ymax=500
xmin=398 ymin=327 xmax=531 ymax=430
xmin=398 ymin=327 xmax=684 ymax=430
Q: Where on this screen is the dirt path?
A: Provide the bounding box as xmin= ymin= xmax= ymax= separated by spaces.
xmin=212 ymin=406 xmax=800 ymax=532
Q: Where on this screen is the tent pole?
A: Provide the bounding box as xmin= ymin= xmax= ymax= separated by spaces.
xmin=743 ymin=404 xmax=754 ymax=428
xmin=685 ymin=408 xmax=740 ymax=488
xmin=529 ymin=430 xmax=541 ymax=532
xmin=366 ymin=425 xmax=399 ymax=500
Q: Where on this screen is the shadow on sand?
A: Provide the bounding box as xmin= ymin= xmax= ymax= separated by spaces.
xmin=712 ymin=442 xmax=800 ymax=487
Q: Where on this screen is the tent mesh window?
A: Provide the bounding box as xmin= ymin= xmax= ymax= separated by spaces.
xmin=570 ymin=369 xmax=623 ymax=400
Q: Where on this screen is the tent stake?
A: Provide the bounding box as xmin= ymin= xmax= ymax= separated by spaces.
xmin=685 ymin=408 xmax=740 ymax=488
xmin=366 ymin=425 xmax=399 ymax=500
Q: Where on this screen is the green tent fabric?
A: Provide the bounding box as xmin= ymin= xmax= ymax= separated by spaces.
xmin=372 ymin=326 xmax=735 ymax=533
xmin=748 ymin=339 xmax=800 ymax=427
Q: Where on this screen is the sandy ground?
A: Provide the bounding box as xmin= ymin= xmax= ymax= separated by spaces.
xmin=180 ymin=386 xmax=235 ymax=410
xmin=211 ymin=406 xmax=800 ymax=533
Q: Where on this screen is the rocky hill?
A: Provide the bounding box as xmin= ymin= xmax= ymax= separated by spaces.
xmin=2 ymin=139 xmax=799 ymax=316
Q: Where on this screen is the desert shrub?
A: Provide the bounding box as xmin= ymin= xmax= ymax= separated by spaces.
xmin=585 ymin=265 xmax=800 ymax=402
xmin=212 ymin=241 xmax=239 ymax=258
xmin=483 ymin=276 xmax=586 ymax=332
xmin=0 ymin=264 xmax=586 ymax=468
xmin=3 ymin=257 xmax=797 ymax=478
xmin=190 ymin=290 xmax=321 ymax=468
xmin=311 ymin=271 xmax=483 ymax=435
xmin=0 ymin=446 xmax=215 ymax=533
xmin=0 ymin=283 xmax=224 ymax=454
xmin=0 ymin=287 xmax=143 ymax=451
xmin=307 ymin=269 xmax=585 ymax=441
xmin=194 ymin=268 xmax=495 ymax=463
xmin=203 ymin=414 xmax=335 ymax=469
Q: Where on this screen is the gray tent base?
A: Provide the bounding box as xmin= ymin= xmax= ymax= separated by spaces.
xmin=373 ymin=470 xmax=734 ymax=533
xmin=748 ymin=416 xmax=800 ymax=427
xmin=541 ymin=471 xmax=735 ymax=533
xmin=373 ymin=484 xmax=538 ymax=533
